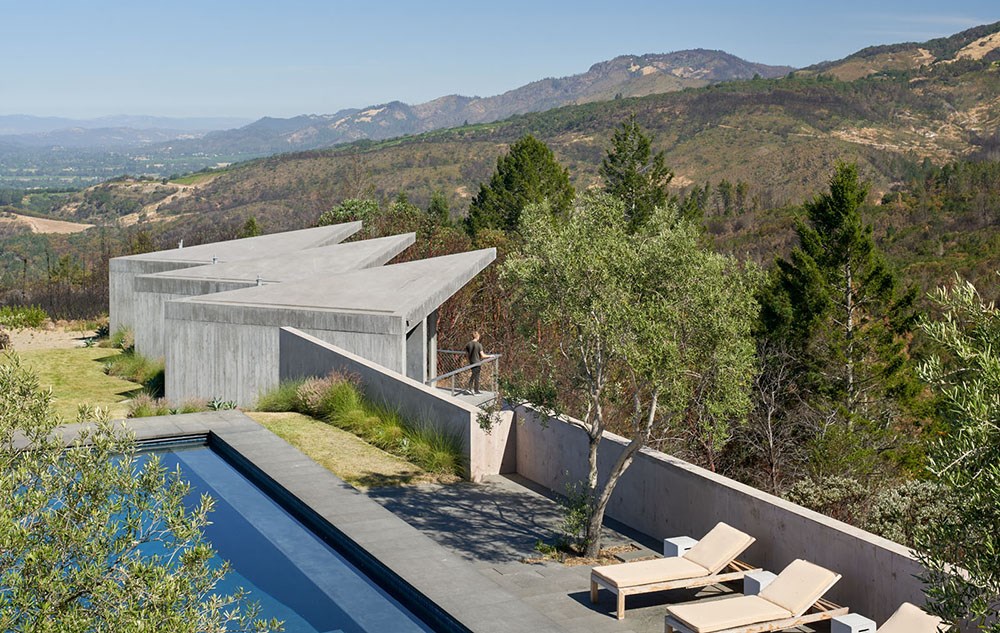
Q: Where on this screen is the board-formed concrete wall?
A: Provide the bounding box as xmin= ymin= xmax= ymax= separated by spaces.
xmin=513 ymin=404 xmax=928 ymax=625
xmin=109 ymin=259 xmax=205 ymax=335
xmin=278 ymin=328 xmax=515 ymax=481
xmin=164 ymin=303 xmax=405 ymax=407
xmin=133 ymin=279 xmax=256 ymax=359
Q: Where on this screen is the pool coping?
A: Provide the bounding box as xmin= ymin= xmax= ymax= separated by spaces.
xmin=56 ymin=411 xmax=567 ymax=633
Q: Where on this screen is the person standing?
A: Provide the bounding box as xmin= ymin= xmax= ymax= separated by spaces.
xmin=465 ymin=331 xmax=486 ymax=395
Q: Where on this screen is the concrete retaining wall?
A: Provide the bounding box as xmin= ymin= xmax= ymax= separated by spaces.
xmin=513 ymin=405 xmax=928 ymax=624
xmin=278 ymin=327 xmax=514 ymax=482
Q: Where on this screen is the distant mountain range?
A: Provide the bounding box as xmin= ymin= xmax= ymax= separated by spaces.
xmin=0 ymin=114 xmax=252 ymax=136
xmin=0 ymin=115 xmax=254 ymax=154
xmin=86 ymin=21 xmax=996 ymax=236
xmin=0 ymin=49 xmax=791 ymax=186
xmin=174 ymin=50 xmax=793 ymax=155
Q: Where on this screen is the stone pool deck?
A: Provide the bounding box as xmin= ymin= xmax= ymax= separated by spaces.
xmin=113 ymin=412 xmax=822 ymax=633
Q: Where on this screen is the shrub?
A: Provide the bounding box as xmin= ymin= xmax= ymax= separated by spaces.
xmin=207 ymin=398 xmax=236 ymax=411
xmin=109 ymin=328 xmax=134 ymax=352
xmin=295 ymin=376 xmax=336 ymax=416
xmin=0 ymin=305 xmax=48 ymax=329
xmin=0 ymin=329 xmax=10 ymax=351
xmin=863 ymin=480 xmax=950 ymax=548
xmin=785 ymin=475 xmax=870 ymax=525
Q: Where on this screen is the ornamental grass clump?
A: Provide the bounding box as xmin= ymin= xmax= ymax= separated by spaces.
xmin=254 ymin=379 xmax=303 ymax=413
xmin=104 ymin=349 xmax=164 ymax=396
xmin=256 ymin=371 xmax=464 ymax=476
xmin=128 ymin=393 xmax=211 ymax=418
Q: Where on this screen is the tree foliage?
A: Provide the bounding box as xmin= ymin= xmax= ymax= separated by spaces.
xmin=426 ymin=190 xmax=451 ymax=225
xmin=317 ymin=198 xmax=380 ymax=226
xmin=599 ymin=115 xmax=673 ymax=231
xmin=237 ymin=215 xmax=262 ymax=239
xmin=465 ymin=135 xmax=574 ymax=234
xmin=915 ymin=278 xmax=1000 ymax=632
xmin=759 ymin=163 xmax=920 ymax=479
xmin=0 ymin=355 xmax=280 ymax=632
xmin=502 ymin=193 xmax=758 ymax=556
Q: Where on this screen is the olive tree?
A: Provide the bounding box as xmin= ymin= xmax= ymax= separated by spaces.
xmin=502 ymin=193 xmax=758 ymax=556
xmin=0 ymin=354 xmax=280 ymax=632
xmin=916 ymin=278 xmax=1000 ymax=631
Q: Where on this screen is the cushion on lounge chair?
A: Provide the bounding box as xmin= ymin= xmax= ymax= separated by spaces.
xmin=879 ymin=602 xmax=947 ymax=633
xmin=758 ymin=559 xmax=839 ymax=617
xmin=668 ymin=595 xmax=792 ymax=633
xmin=682 ymin=522 xmax=755 ymax=574
xmin=593 ymin=556 xmax=709 ymax=588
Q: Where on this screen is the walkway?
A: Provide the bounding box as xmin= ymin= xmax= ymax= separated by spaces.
xmin=367 ymin=475 xmax=784 ymax=633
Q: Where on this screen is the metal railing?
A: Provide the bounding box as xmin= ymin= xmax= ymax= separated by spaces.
xmin=426 ymin=350 xmax=500 ymax=399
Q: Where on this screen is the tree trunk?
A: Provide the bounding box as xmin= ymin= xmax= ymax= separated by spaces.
xmin=844 ymin=260 xmax=856 ymax=422
xmin=582 ymin=389 xmax=659 ymax=558
xmin=583 ymin=441 xmax=640 ymax=558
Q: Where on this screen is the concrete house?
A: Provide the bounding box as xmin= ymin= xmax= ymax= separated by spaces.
xmin=110 ymin=222 xmax=361 ymax=334
xmin=130 ymin=233 xmax=416 ymax=359
xmin=162 ymin=248 xmax=496 ymax=406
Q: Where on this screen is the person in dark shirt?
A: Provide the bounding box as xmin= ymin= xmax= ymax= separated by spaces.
xmin=464 ymin=331 xmax=485 ymax=394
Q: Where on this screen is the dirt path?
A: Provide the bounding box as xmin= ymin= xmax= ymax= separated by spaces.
xmin=0 ymin=213 xmax=93 ymax=234
xmin=117 ymin=181 xmax=202 ymax=226
xmin=6 ymin=323 xmax=97 ymax=351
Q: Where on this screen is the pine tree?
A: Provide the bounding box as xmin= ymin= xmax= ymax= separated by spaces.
xmin=237 ymin=215 xmax=261 ymax=238
xmin=426 ymin=190 xmax=451 ymax=225
xmin=465 ymin=135 xmax=574 ymax=234
xmin=760 ymin=163 xmax=919 ymax=478
xmin=599 ymin=115 xmax=673 ymax=231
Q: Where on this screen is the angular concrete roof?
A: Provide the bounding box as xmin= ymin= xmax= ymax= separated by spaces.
xmin=167 ymin=248 xmax=496 ymax=333
xmin=138 ymin=233 xmax=416 ymax=287
xmin=116 ymin=222 xmax=361 ymax=264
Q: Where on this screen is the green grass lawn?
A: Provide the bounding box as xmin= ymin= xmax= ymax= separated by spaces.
xmin=4 ymin=344 xmax=451 ymax=489
xmin=10 ymin=348 xmax=144 ymax=421
xmin=245 ymin=412 xmax=460 ymax=490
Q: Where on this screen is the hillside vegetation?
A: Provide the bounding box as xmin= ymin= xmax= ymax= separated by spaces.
xmin=1 ymin=22 xmax=999 ymax=315
xmin=36 ymin=22 xmax=992 ymax=243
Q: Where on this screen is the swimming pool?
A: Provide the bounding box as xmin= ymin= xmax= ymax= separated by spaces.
xmin=154 ymin=444 xmax=436 ymax=633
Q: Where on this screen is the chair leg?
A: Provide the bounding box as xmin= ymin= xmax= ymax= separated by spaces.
xmin=617 ymin=592 xmax=625 ymax=620
xmin=590 ymin=580 xmax=598 ymax=603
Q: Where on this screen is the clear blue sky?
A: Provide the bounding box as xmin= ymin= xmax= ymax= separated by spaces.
xmin=1 ymin=0 xmax=996 ymax=119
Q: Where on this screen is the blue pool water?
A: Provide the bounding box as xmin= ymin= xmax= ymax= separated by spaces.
xmin=154 ymin=445 xmax=435 ymax=633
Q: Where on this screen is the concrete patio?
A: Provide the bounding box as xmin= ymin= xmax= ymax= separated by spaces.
xmin=366 ymin=475 xmax=829 ymax=633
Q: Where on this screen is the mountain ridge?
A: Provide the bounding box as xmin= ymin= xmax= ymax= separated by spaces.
xmin=170 ymin=49 xmax=793 ymax=155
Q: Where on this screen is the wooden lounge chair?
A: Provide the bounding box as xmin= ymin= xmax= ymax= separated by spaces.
xmin=664 ymin=559 xmax=848 ymax=633
xmin=590 ymin=522 xmax=758 ymax=620
xmin=878 ymin=602 xmax=949 ymax=633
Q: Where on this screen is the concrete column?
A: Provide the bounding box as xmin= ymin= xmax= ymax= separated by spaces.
xmin=404 ymin=319 xmax=427 ymax=382
xmin=427 ymin=309 xmax=438 ymax=380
